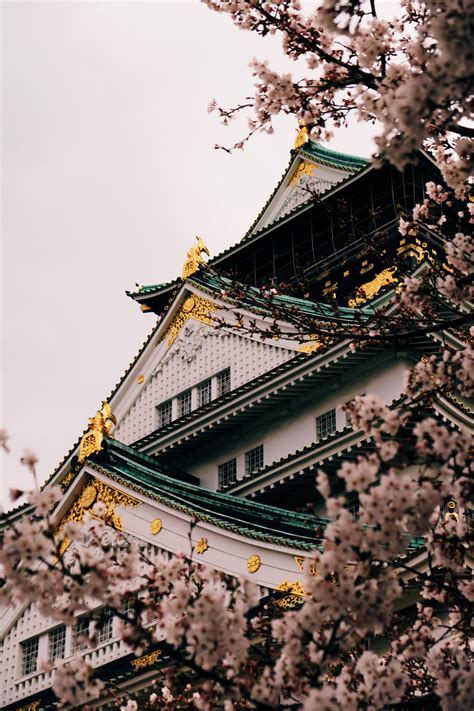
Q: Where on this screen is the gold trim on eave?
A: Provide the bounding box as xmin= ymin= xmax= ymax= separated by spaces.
xmin=55 ymin=477 xmax=141 ymax=554
xmin=298 ymin=335 xmax=331 ymax=355
xmin=131 ymin=650 xmax=162 ymax=669
xmin=78 ymin=401 xmax=117 ymax=463
xmin=162 ymin=294 xmax=217 ymax=348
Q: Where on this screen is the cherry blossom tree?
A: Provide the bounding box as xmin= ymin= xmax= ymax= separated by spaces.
xmin=1 ymin=1 xmax=473 ymax=708
xmin=204 ymin=0 xmax=473 ymax=196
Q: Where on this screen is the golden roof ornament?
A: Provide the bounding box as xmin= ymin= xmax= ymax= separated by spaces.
xmin=294 ymin=120 xmax=310 ymax=149
xmin=78 ymin=400 xmax=117 ymax=463
xmin=181 ymin=236 xmax=210 ymax=280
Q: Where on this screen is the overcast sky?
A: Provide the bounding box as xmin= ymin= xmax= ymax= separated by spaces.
xmin=1 ymin=1 xmax=394 ymax=506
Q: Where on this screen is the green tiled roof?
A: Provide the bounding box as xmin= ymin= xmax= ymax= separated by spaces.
xmin=188 ymin=267 xmax=372 ymax=322
xmin=299 ymin=140 xmax=368 ymax=172
xmin=84 ymin=438 xmax=425 ymax=556
xmin=87 ymin=438 xmax=327 ymax=550
xmin=127 ymin=141 xmax=370 ymax=303
xmin=126 ymin=280 xmax=177 ymax=299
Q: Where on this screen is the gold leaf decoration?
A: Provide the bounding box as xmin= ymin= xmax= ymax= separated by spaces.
xmin=182 ymin=236 xmax=210 ymax=279
xmin=290 ymin=160 xmax=315 ymax=187
xmin=131 ymin=649 xmax=161 ymax=669
xmin=150 ymin=518 xmax=163 ymax=535
xmin=274 ymin=579 xmax=307 ymax=609
xmin=163 ymin=294 xmax=217 ymax=348
xmin=444 ymin=500 xmax=460 ymax=523
xmin=348 ymin=266 xmax=398 ymax=307
xmin=294 ymin=121 xmax=309 ymax=149
xmin=195 ymin=537 xmax=209 ymax=554
xmin=294 ymin=556 xmax=319 ymax=577
xmin=298 ymin=335 xmax=331 ymax=355
xmin=78 ymin=401 xmax=117 ymax=463
xmin=247 ymin=554 xmax=261 ymax=574
xmin=55 ymin=477 xmax=141 ymax=551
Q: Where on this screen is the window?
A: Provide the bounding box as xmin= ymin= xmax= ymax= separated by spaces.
xmin=48 ymin=625 xmax=66 ymax=663
xmin=178 ymin=389 xmax=192 ymax=417
xmin=218 ymin=458 xmax=237 ymax=488
xmin=158 ymin=400 xmax=172 ymax=427
xmin=72 ymin=617 xmax=90 ymax=653
xmin=217 ymin=368 xmax=231 ymax=396
xmin=97 ymin=608 xmax=114 ymax=644
xmin=245 ymin=445 xmax=264 ymax=475
xmin=344 ymin=491 xmax=360 ymax=520
xmin=122 ymin=595 xmax=136 ymax=625
xmin=198 ymin=379 xmax=212 ymax=407
xmin=316 ymin=409 xmax=336 ymax=440
xmin=21 ymin=637 xmax=39 ymax=676
xmin=145 ymin=588 xmax=160 ymax=623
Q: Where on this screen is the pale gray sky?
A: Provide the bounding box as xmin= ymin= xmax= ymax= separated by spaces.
xmin=1 ymin=1 xmax=388 ymax=506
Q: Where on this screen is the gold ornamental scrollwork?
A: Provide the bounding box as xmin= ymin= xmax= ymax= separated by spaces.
xmin=290 ymin=160 xmax=315 ymax=187
xmin=17 ymin=701 xmax=41 ymax=711
xmin=60 ymin=470 xmax=75 ymax=491
xmin=162 ymin=294 xmax=217 ymax=348
xmin=247 ymin=554 xmax=261 ymax=574
xmin=182 ymin=236 xmax=210 ymax=280
xmin=78 ymin=401 xmax=117 ymax=463
xmin=274 ymin=579 xmax=308 ymax=609
xmin=131 ymin=649 xmax=162 ymax=669
xmin=294 ymin=556 xmax=319 ymax=577
xmin=348 ymin=266 xmax=398 ymax=307
xmin=55 ymin=477 xmax=141 ymax=551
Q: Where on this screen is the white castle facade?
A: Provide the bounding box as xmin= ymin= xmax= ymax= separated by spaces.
xmin=1 ymin=132 xmax=470 ymax=710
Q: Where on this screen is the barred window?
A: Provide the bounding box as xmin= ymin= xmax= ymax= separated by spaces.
xmin=21 ymin=637 xmax=39 ymax=676
xmin=217 ymin=368 xmax=231 ymax=396
xmin=49 ymin=625 xmax=66 ymax=663
xmin=245 ymin=445 xmax=264 ymax=475
xmin=122 ymin=595 xmax=136 ymax=625
xmin=145 ymin=588 xmax=161 ymax=623
xmin=464 ymin=507 xmax=473 ymax=532
xmin=97 ymin=608 xmax=114 ymax=644
xmin=178 ymin=389 xmax=192 ymax=417
xmin=198 ymin=379 xmax=212 ymax=407
xmin=72 ymin=617 xmax=90 ymax=653
xmin=344 ymin=491 xmax=360 ymax=520
xmin=158 ymin=400 xmax=172 ymax=427
xmin=316 ymin=409 xmax=336 ymax=440
xmin=218 ymin=458 xmax=237 ymax=488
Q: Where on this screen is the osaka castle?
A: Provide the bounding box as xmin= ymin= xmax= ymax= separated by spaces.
xmin=1 ymin=127 xmax=470 ymax=710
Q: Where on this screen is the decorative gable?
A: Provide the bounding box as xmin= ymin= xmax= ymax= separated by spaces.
xmin=115 ymin=319 xmax=294 ymax=445
xmin=250 ymin=140 xmax=368 ymax=236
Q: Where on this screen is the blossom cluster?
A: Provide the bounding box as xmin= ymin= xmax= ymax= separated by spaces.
xmin=204 ymin=0 xmax=473 ymax=194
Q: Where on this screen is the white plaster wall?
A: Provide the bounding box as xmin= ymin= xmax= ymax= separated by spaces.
xmin=188 ymin=356 xmax=410 ymax=490
xmin=0 ymin=603 xmax=52 ymax=707
xmin=115 ymin=320 xmax=294 ymax=444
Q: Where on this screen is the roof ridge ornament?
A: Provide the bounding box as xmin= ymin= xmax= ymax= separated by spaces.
xmin=78 ymin=400 xmax=117 ymax=463
xmin=294 ymin=120 xmax=310 ymax=149
xmin=182 ymin=236 xmax=210 ymax=280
